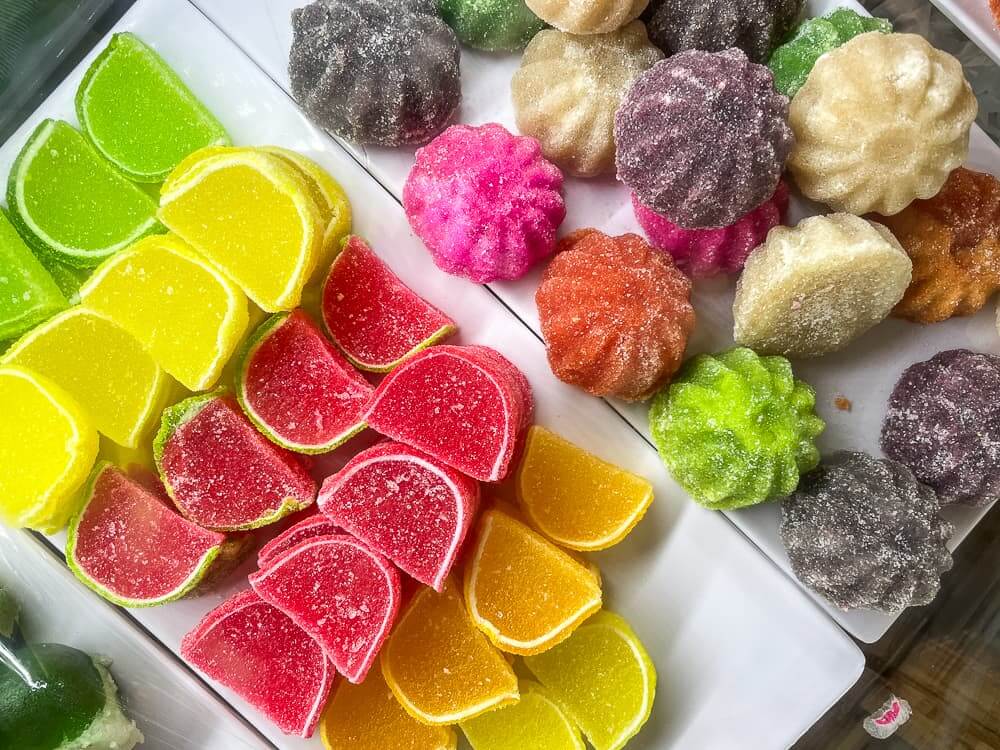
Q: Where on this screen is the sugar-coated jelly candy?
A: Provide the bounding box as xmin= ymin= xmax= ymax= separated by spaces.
xmin=526 ymin=0 xmax=648 ymax=34
xmin=440 ymin=0 xmax=545 ymax=51
xmin=0 ymin=207 xmax=65 ymax=341
xmin=460 ymin=680 xmax=584 ymax=750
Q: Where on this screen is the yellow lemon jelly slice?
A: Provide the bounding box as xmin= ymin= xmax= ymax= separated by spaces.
xmin=3 ymin=307 xmax=170 ymax=448
xmin=461 ymin=680 xmax=585 ymax=750
xmin=524 ymin=611 xmax=657 ymax=750
xmin=0 ymin=366 xmax=99 ymax=531
xmin=517 ymin=426 xmax=654 ymax=551
xmin=158 ymin=147 xmax=323 ymax=312
xmin=381 ymin=579 xmax=519 ymax=726
xmin=79 ymin=234 xmax=249 ymax=391
xmin=464 ymin=509 xmax=602 ymax=656
xmin=320 ymin=667 xmax=456 ymax=750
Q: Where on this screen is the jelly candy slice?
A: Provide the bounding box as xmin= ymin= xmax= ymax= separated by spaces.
xmin=158 ymin=147 xmax=324 ymax=312
xmin=320 ymin=668 xmax=456 ymax=750
xmin=258 ymin=514 xmax=341 ymax=569
xmin=249 ymin=534 xmax=401 ymax=684
xmin=236 ymin=310 xmax=371 ymax=453
xmin=76 ymin=32 xmax=229 ymax=182
xmin=3 ymin=307 xmax=170 ymax=448
xmin=182 ymin=589 xmax=335 ymax=737
xmin=524 ymin=610 xmax=656 ymax=750
xmin=79 ymin=234 xmax=249 ymax=391
xmin=464 ymin=509 xmax=602 ymax=655
xmin=0 ymin=207 xmax=65 ymax=340
xmin=154 ymin=392 xmax=316 ymax=531
xmin=365 ymin=345 xmax=533 ymax=481
xmin=6 ymin=119 xmax=160 ymax=267
xmin=66 ymin=462 xmax=225 ymax=606
xmin=0 ymin=366 xmax=98 ymax=532
xmin=318 ymin=440 xmax=479 ymax=590
xmin=322 ymin=236 xmax=456 ymax=372
xmin=461 ymin=680 xmax=585 ymax=750
xmin=516 ymin=427 xmax=654 ymax=551
xmin=381 ymin=579 xmax=519 ymax=725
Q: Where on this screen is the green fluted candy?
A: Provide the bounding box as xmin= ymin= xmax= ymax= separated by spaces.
xmin=649 ymin=348 xmax=825 ymax=510
xmin=439 ymin=0 xmax=545 ymax=51
xmin=768 ymin=9 xmax=892 ymax=97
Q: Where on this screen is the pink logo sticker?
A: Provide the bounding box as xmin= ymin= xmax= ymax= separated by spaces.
xmin=863 ymin=695 xmax=912 ymax=739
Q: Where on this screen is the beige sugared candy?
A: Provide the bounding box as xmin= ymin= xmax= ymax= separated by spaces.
xmin=525 ymin=0 xmax=648 ymax=34
xmin=512 ymin=23 xmax=662 ymax=176
xmin=788 ymin=32 xmax=977 ymax=216
xmin=733 ymin=214 xmax=912 ymax=357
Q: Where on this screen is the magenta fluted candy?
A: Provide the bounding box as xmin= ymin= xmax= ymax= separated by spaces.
xmin=632 ymin=181 xmax=790 ymax=277
xmin=403 ymin=123 xmax=566 ymax=283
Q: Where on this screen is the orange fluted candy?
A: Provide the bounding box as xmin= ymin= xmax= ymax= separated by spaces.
xmin=536 ymin=229 xmax=695 ymax=401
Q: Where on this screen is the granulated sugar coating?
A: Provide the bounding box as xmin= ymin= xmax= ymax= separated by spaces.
xmin=877 ymin=167 xmax=1000 ymax=324
xmin=181 ymin=589 xmax=335 ymax=737
xmin=632 ymin=180 xmax=789 ymax=278
xmin=526 ymin=0 xmax=648 ymax=34
xmin=768 ymin=8 xmax=892 ymax=98
xmin=789 ymin=32 xmax=978 ymax=217
xmin=440 ymin=0 xmax=545 ymax=51
xmin=257 ymin=514 xmax=341 ymax=569
xmin=781 ymin=451 xmax=954 ymax=612
xmin=318 ymin=440 xmax=479 ymax=591
xmin=642 ymin=0 xmax=803 ymax=62
xmin=288 ymin=0 xmax=460 ymax=146
xmin=404 ymin=123 xmax=566 ymax=282
xmin=733 ymin=214 xmax=912 ymax=357
xmin=881 ymin=349 xmax=1000 ymax=508
xmin=649 ymin=348 xmax=825 ymax=510
xmin=614 ymin=49 xmax=793 ymax=228
xmin=536 ymin=229 xmax=694 ymax=402
xmin=511 ymin=23 xmax=662 ymax=177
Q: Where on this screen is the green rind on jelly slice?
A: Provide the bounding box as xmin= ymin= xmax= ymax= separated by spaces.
xmin=0 ymin=207 xmax=66 ymax=340
xmin=76 ymin=32 xmax=230 ymax=182
xmin=6 ymin=119 xmax=162 ymax=268
xmin=151 ymin=389 xmax=221 ymax=473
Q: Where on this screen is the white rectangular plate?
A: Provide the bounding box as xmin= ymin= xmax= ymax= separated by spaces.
xmin=197 ymin=0 xmax=1000 ymax=644
xmin=0 ymin=1 xmax=863 ymax=747
xmin=929 ymin=0 xmax=1000 ymax=66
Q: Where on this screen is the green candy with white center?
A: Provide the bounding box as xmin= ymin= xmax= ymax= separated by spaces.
xmin=439 ymin=0 xmax=545 ymax=51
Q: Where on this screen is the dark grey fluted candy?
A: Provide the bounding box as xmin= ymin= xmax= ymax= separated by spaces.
xmin=288 ymin=0 xmax=461 ymax=147
xmin=781 ymin=451 xmax=953 ymax=613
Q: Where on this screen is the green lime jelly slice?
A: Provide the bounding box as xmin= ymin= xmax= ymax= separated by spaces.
xmin=0 ymin=207 xmax=66 ymax=340
xmin=6 ymin=119 xmax=161 ymax=268
xmin=77 ymin=32 xmax=230 ymax=182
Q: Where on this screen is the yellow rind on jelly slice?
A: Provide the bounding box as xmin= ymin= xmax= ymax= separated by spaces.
xmin=158 ymin=148 xmax=324 ymax=312
xmin=460 ymin=680 xmax=585 ymax=750
xmin=0 ymin=365 xmax=99 ymax=531
xmin=381 ymin=580 xmax=519 ymax=726
xmin=2 ymin=307 xmax=171 ymax=448
xmin=320 ymin=666 xmax=457 ymax=750
xmin=516 ymin=426 xmax=654 ymax=551
xmin=464 ymin=509 xmax=603 ymax=656
xmin=523 ymin=610 xmax=657 ymax=750
xmin=79 ymin=233 xmax=249 ymax=392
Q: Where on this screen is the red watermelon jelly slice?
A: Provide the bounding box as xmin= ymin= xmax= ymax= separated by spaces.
xmin=322 ymin=236 xmax=456 ymax=372
xmin=181 ymin=589 xmax=334 ymax=737
xmin=237 ymin=309 xmax=373 ymax=454
xmin=364 ymin=345 xmax=534 ymax=482
xmin=257 ymin=514 xmax=341 ymax=569
xmin=248 ymin=534 xmax=401 ymax=684
xmin=66 ymin=461 xmax=225 ymax=607
xmin=318 ymin=441 xmax=479 ymax=591
xmin=154 ymin=391 xmax=316 ymax=531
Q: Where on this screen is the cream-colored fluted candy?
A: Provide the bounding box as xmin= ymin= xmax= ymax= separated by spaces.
xmin=788 ymin=32 xmax=977 ymax=216
xmin=512 ymin=22 xmax=662 ymax=176
xmin=525 ymin=0 xmax=648 ymax=34
xmin=733 ymin=214 xmax=912 ymax=357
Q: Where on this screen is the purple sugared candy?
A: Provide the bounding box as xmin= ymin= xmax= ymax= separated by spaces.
xmin=632 ymin=180 xmax=790 ymax=277
xmin=615 ymin=49 xmax=793 ymax=229
xmin=881 ymin=349 xmax=1000 ymax=508
xmin=403 ymin=123 xmax=566 ymax=283
xmin=781 ymin=451 xmax=953 ymax=613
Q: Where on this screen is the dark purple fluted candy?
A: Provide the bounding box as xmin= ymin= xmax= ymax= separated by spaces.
xmin=288 ymin=0 xmax=461 ymax=147
xmin=781 ymin=451 xmax=953 ymax=613
xmin=614 ymin=49 xmax=793 ymax=229
xmin=881 ymin=349 xmax=1000 ymax=508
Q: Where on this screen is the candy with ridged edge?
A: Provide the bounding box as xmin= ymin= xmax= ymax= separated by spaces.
xmin=440 ymin=0 xmax=545 ymax=51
